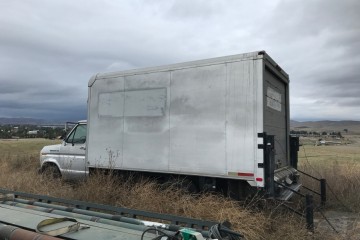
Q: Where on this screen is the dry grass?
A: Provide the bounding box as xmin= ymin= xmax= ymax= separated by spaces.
xmin=0 ymin=138 xmax=352 ymax=239
xmin=298 ymin=136 xmax=360 ymax=212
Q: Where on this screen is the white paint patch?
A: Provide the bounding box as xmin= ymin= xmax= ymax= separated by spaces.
xmin=98 ymin=88 xmax=167 ymax=117
xmin=267 ymin=87 xmax=282 ymax=112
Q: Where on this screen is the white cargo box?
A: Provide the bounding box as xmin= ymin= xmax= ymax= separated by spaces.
xmin=87 ymin=51 xmax=289 ymax=187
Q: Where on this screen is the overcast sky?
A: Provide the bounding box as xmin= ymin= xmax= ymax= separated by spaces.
xmin=1 ymin=0 xmax=359 ymax=121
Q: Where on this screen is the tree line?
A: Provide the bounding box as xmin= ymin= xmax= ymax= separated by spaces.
xmin=290 ymin=130 xmax=343 ymax=138
xmin=0 ymin=125 xmax=65 ymax=139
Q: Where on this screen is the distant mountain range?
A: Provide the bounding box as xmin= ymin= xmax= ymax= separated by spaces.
xmin=1 ymin=118 xmax=360 ymax=133
xmin=0 ymin=118 xmax=65 ymax=125
xmin=290 ymin=120 xmax=360 ymax=133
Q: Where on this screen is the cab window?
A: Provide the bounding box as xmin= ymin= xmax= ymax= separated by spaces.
xmin=66 ymin=124 xmax=87 ymax=144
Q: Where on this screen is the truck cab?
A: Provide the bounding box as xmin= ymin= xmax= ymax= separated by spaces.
xmin=39 ymin=120 xmax=87 ymax=180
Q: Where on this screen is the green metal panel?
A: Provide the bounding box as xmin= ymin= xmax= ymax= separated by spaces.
xmin=0 ymin=204 xmax=154 ymax=240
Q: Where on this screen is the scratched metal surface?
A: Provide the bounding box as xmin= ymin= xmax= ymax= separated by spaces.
xmin=86 ymin=51 xmax=290 ymax=187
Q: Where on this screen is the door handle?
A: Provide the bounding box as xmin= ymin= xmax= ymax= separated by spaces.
xmin=80 ymin=147 xmax=86 ymax=150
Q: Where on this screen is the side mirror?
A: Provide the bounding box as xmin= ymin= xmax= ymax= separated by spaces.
xmin=60 ymin=131 xmax=67 ymax=140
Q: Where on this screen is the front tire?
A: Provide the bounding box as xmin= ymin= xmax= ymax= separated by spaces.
xmin=42 ymin=164 xmax=61 ymax=179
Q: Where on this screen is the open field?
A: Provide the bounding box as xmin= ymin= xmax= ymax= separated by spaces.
xmin=298 ymin=135 xmax=360 ymax=213
xmin=1 ymin=138 xmax=360 ymax=239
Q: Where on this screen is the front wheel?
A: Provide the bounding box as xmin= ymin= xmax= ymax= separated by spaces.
xmin=42 ymin=164 xmax=61 ymax=179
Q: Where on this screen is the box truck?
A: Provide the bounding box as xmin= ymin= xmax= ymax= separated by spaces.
xmin=40 ymin=51 xmax=300 ymax=200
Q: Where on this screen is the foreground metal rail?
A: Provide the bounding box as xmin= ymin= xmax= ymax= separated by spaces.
xmin=0 ymin=191 xmax=245 ymax=240
xmin=1 ymin=189 xmax=244 ymax=240
xmin=0 ymin=188 xmax=215 ymax=230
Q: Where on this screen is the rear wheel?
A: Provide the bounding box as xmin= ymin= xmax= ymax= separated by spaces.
xmin=226 ymin=180 xmax=254 ymax=200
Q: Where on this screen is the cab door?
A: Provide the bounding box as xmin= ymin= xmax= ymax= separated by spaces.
xmin=59 ymin=124 xmax=87 ymax=180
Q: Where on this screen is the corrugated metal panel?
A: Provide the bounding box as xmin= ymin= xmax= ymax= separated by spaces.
xmin=169 ymin=64 xmax=227 ymax=174
xmin=225 ymin=60 xmax=260 ymax=177
xmin=123 ymin=72 xmax=170 ymax=171
xmin=87 ymin=76 xmax=125 ymax=168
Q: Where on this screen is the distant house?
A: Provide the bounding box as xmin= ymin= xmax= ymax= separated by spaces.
xmin=317 ymin=140 xmax=342 ymax=146
xmin=27 ymin=130 xmax=39 ymax=136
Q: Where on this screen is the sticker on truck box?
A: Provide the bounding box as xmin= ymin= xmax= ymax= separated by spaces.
xmin=98 ymin=88 xmax=167 ymax=117
xmin=266 ymin=87 xmax=282 ymax=112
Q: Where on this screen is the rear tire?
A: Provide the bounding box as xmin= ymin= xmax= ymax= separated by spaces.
xmin=227 ymin=180 xmax=253 ymax=200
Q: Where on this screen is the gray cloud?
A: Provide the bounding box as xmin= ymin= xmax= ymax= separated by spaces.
xmin=0 ymin=0 xmax=359 ymax=121
xmin=256 ymin=0 xmax=360 ymax=120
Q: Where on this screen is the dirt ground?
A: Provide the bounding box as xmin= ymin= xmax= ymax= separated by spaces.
xmin=315 ymin=211 xmax=360 ymax=239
